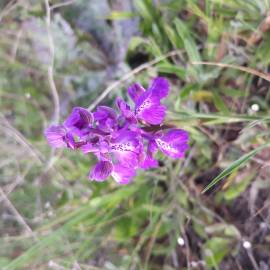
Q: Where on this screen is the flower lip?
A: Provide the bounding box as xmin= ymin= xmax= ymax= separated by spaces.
xmin=110 ymin=130 xmax=142 ymax=168
xmin=155 ymin=129 xmax=189 ymax=159
xmin=111 ymin=164 xmax=136 ymax=185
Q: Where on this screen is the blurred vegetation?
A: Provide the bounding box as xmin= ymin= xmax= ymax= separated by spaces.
xmin=1 ymin=0 xmax=270 ymax=269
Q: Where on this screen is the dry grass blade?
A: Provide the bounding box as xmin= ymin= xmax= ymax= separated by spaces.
xmin=192 ymin=61 xmax=270 ymax=82
xmin=51 ymin=0 xmax=75 ymax=10
xmin=45 ymin=0 xmax=60 ymax=124
xmin=0 ymin=188 xmax=34 ymax=237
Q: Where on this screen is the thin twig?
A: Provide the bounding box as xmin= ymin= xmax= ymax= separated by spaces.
xmin=88 ymin=50 xmax=182 ymax=111
xmin=192 ymin=61 xmax=270 ymax=82
xmin=246 ymin=249 xmax=260 ymax=270
xmin=45 ymin=0 xmax=60 ymax=124
xmin=0 ymin=0 xmax=19 ymax=22
xmin=1 ymin=114 xmax=66 ymax=182
xmin=1 ymin=114 xmax=43 ymax=164
xmin=2 ymin=162 xmax=32 ymax=199
xmin=144 ymin=219 xmax=162 ymax=269
xmin=51 ymin=0 xmax=76 ymax=10
xmin=181 ymin=219 xmax=191 ymax=270
xmin=0 ymin=187 xmax=34 ymax=236
xmin=11 ymin=28 xmax=23 ymax=60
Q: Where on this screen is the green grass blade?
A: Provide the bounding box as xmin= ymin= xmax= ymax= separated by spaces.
xmin=174 ymin=18 xmax=201 ymax=62
xmin=202 ymin=143 xmax=270 ymax=193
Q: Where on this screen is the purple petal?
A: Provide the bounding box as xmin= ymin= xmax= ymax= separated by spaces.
xmin=162 ymin=129 xmax=189 ymax=142
xmin=135 ymin=89 xmax=152 ymax=111
xmin=111 ymin=164 xmax=136 ymax=184
xmin=81 ymin=143 xmax=98 ymax=154
xmin=148 ymin=139 xmax=158 ymax=153
xmin=44 ymin=125 xmax=67 ymax=148
xmin=65 ymin=132 xmax=76 ymax=149
xmin=65 ymin=107 xmax=93 ymax=127
xmin=110 ymin=130 xmax=142 ymax=167
xmin=77 ymin=107 xmax=93 ymax=125
xmin=114 ymin=150 xmax=139 ymax=168
xmin=140 ymin=139 xmax=158 ymax=169
xmin=64 ymin=107 xmax=93 ymax=135
xmin=140 ymin=156 xmax=158 ymax=169
xmin=138 ymin=104 xmax=166 ymax=125
xmin=128 ymin=83 xmax=145 ymax=103
xmin=44 ymin=125 xmax=77 ymax=149
xmin=155 ymin=129 xmax=189 ymax=159
xmin=116 ymin=97 xmax=137 ymax=124
xmin=112 ymin=130 xmax=139 ymax=144
xmin=93 ymin=106 xmax=117 ymax=121
xmin=93 ymin=106 xmax=117 ymax=131
xmin=81 ymin=139 xmax=109 ymax=154
xmin=134 ymin=77 xmax=170 ymax=125
xmin=148 ymin=77 xmax=169 ymax=99
xmin=135 ymin=87 xmax=167 ymax=125
xmin=89 ymin=161 xmax=113 ymax=182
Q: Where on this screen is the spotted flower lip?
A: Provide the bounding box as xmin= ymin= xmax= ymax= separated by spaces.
xmin=44 ymin=77 xmax=189 ymax=184
xmin=155 ymin=129 xmax=189 ymax=159
xmin=110 ymin=130 xmax=142 ymax=168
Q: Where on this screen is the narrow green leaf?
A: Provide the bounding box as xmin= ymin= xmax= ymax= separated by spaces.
xmin=179 ymin=83 xmax=200 ymax=99
xmin=134 ymin=0 xmax=153 ymax=22
xmin=174 ymin=18 xmax=201 ymax=62
xmin=156 ymin=63 xmax=186 ymax=79
xmin=221 ymin=87 xmax=246 ymax=97
xmin=213 ymin=91 xmax=230 ymax=114
xmin=164 ymin=24 xmax=183 ymax=48
xmin=128 ymin=36 xmax=146 ymax=51
xmin=202 ymin=143 xmax=270 ymax=193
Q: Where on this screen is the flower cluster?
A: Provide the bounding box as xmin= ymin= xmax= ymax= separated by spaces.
xmin=45 ymin=77 xmax=189 ymax=184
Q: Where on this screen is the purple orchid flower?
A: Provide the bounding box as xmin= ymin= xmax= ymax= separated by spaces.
xmin=44 ymin=77 xmax=189 ymax=184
